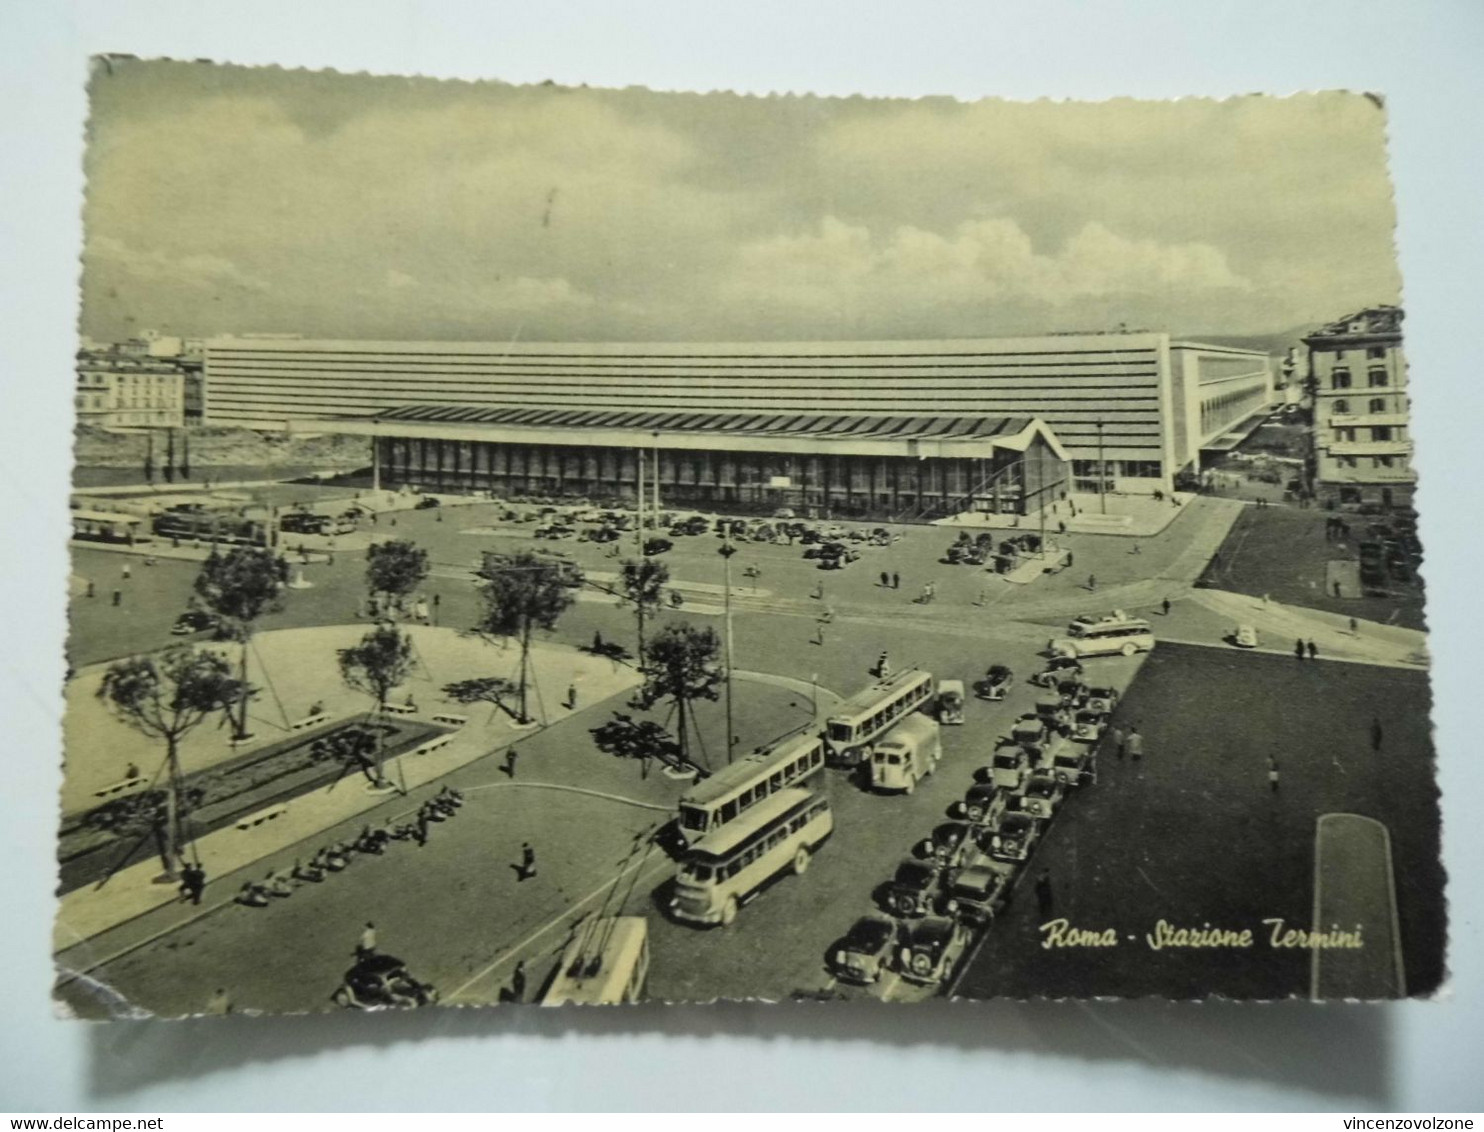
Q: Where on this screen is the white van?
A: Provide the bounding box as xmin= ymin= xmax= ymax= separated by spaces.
xmin=1048 ymin=617 xmax=1155 ymax=659
xmin=870 ymin=714 xmax=942 ymax=794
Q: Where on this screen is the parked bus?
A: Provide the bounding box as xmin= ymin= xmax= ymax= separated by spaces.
xmin=676 ymin=732 xmax=824 ymax=843
xmin=670 ymin=788 xmax=833 ymax=927
xmin=1048 ymin=616 xmax=1155 ymax=659
xmin=869 ymin=714 xmax=943 ymax=794
xmin=540 ymin=916 xmax=649 ymax=1006
xmin=823 ymin=668 xmax=935 ymax=766
xmin=152 ymin=508 xmax=268 ymax=547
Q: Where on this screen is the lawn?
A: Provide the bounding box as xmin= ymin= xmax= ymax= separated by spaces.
xmin=954 ymin=641 xmax=1444 ymax=1000
xmin=1198 ymin=504 xmax=1428 ymax=631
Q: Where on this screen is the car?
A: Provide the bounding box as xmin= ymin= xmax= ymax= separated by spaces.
xmin=987 ymin=745 xmax=1031 ymax=791
xmin=772 ymin=507 xmax=796 ymax=520
xmin=1071 ymin=708 xmax=1107 ymax=744
xmin=1016 ymin=771 xmax=1065 ymax=820
xmin=941 ymin=862 xmax=1013 ymax=927
xmin=937 ymin=680 xmax=966 ymax=725
xmin=1010 ymin=714 xmax=1050 ymax=747
xmin=1233 ymin=625 xmax=1259 ymax=649
xmin=828 ymin=915 xmax=900 ymax=985
xmin=1050 ymin=743 xmax=1091 ymax=786
xmin=896 ymin=916 xmax=973 ymax=987
xmin=414 ymin=496 xmax=441 ymax=510
xmin=1056 ymin=677 xmax=1089 ymax=707
xmin=960 ymin=783 xmax=1007 ymax=825
xmin=171 ymin=608 xmax=219 ymax=636
xmin=1029 ymin=656 xmax=1084 ymax=688
xmin=881 ymin=858 xmax=944 ymax=918
xmin=1084 ymin=685 xmax=1119 ymax=713
xmin=643 ymin=537 xmax=673 ymax=557
xmin=974 ymin=664 xmax=1014 ymax=701
xmin=984 ymin=810 xmax=1040 ymax=863
xmin=915 ymin=822 xmax=976 ymax=869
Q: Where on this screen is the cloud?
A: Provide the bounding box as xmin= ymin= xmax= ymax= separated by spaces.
xmin=88 ymin=235 xmax=269 ymax=294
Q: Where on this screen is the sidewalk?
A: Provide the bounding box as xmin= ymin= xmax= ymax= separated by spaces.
xmin=933 ymin=491 xmax=1199 ymax=538
xmin=1183 ymin=588 xmax=1428 ymax=670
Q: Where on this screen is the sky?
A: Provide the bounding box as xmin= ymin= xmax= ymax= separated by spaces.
xmin=80 ymin=60 xmax=1404 ymax=344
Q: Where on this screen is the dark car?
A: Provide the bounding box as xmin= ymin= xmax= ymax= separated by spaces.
xmin=882 ymin=858 xmax=943 ymax=918
xmin=171 ymin=608 xmax=219 ymax=636
xmin=896 ymin=916 xmax=972 ymax=987
xmin=942 ymin=863 xmax=1012 ymax=927
xmin=960 ymin=783 xmax=1006 ymax=825
xmin=985 ymin=810 xmax=1040 ymax=862
xmin=916 ymin=822 xmax=975 ymax=869
xmin=643 ymin=537 xmax=673 ymax=557
xmin=1016 ymin=771 xmax=1065 ymax=820
xmin=414 ymin=496 xmax=441 ymax=510
xmin=974 ymin=664 xmax=1014 ymax=701
xmin=828 ymin=915 xmax=900 ymax=985
xmin=1010 ymin=714 xmax=1050 ymax=747
xmin=1084 ymin=685 xmax=1119 ymax=713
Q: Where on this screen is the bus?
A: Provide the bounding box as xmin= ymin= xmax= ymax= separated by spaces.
xmin=823 ymin=668 xmax=935 ymax=766
xmin=540 ymin=916 xmax=649 ymax=1006
xmin=869 ymin=714 xmax=942 ymax=794
xmin=152 ymin=508 xmax=268 ymax=547
xmin=1048 ymin=617 xmax=1155 ymax=659
xmin=676 ymin=732 xmax=824 ymax=843
xmin=670 ymin=788 xmax=834 ymax=927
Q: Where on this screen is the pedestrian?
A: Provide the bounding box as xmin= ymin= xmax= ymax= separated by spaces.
xmin=1110 ymin=724 xmax=1126 ymax=761
xmin=1295 ymin=638 xmax=1305 ymax=661
xmin=511 ymin=960 xmax=528 ymax=1003
xmin=179 ymin=862 xmax=205 ymax=905
xmin=121 ymin=562 xmax=132 ymax=580
xmin=1161 ymin=597 xmax=1171 ymax=617
xmin=1349 ymin=616 xmax=1359 ymax=635
xmin=1065 ymin=549 xmax=1074 ymax=569
xmin=1058 ymin=520 xmax=1067 ymax=536
xmin=880 ymin=570 xmax=890 ymax=589
xmin=125 ymin=761 xmax=140 ymax=780
xmin=85 ymin=579 xmax=95 ymax=599
xmin=111 ymin=589 xmax=122 ymax=607
xmin=1130 ymin=542 xmax=1142 ymax=555
xmin=415 ymin=807 xmax=429 ymax=846
xmin=357 ymin=921 xmax=377 ymax=959
xmin=1333 ymin=580 xmax=1343 ymax=598
xmin=891 ymin=571 xmax=900 ymax=590
xmin=1035 ymin=870 xmax=1054 ymax=921
xmin=1268 ymin=755 xmax=1280 ymax=793
xmin=566 ymin=681 xmax=578 ymax=710
xmin=206 ymin=987 xmax=233 ymax=1016
xmin=1307 ymin=639 xmax=1318 ymax=660
xmin=504 ymin=746 xmax=519 ymax=778
xmin=1125 ymin=726 xmax=1143 ymax=761
xmin=520 ymin=841 xmax=537 ymax=879
xmin=1370 ymin=716 xmax=1384 ymax=753
xmin=1087 ymin=574 xmax=1097 ymax=592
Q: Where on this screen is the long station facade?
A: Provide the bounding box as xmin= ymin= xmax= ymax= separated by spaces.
xmin=201 ymin=331 xmax=1272 ymax=520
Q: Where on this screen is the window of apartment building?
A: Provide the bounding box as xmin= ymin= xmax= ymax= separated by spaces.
xmin=1368 ymin=398 xmax=1387 ymax=413
xmin=1334 ymin=427 xmax=1357 ymax=442
xmin=1339 ymin=456 xmax=1358 ymax=468
xmin=1119 ymin=460 xmax=1162 ymax=478
xmin=1374 ymin=456 xmax=1394 ymax=469
xmin=1367 ymin=346 xmax=1386 ymax=359
xmin=1372 ymin=426 xmax=1393 ymax=442
xmin=1332 ymin=369 xmax=1352 ymax=389
xmin=1333 ymin=399 xmax=1350 ymax=414
xmin=1368 ymin=368 xmax=1389 ymax=387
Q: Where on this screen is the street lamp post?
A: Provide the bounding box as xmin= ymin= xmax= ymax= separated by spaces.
xmin=718 ymin=535 xmax=737 ymax=764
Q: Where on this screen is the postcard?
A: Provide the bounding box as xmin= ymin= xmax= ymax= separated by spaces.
xmin=55 ymin=61 xmax=1441 ymax=1015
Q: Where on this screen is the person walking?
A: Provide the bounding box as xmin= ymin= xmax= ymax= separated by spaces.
xmin=1370 ymin=716 xmax=1384 ymax=753
xmin=1110 ymin=723 xmax=1126 ymax=761
xmin=1294 ymin=637 xmax=1305 ymax=661
xmin=503 ymin=746 xmax=520 ymax=779
xmin=1349 ymin=616 xmax=1359 ymax=635
xmin=1087 ymin=573 xmax=1097 ymax=592
xmin=111 ymin=589 xmax=122 ymax=608
xmin=519 ymin=841 xmax=537 ymax=880
xmin=85 ymin=579 xmax=95 ymax=599
xmin=179 ymin=862 xmax=206 ymax=906
xmin=1267 ymin=755 xmax=1281 ymax=793
xmin=1125 ymin=726 xmax=1143 ymax=761
xmin=511 ymin=960 xmax=528 ymax=1003
xmin=1035 ymin=870 xmax=1055 ymax=921
xmin=1161 ymin=596 xmax=1171 ymax=617
xmin=880 ymin=570 xmax=890 ymax=589
xmin=357 ymin=921 xmax=378 ymax=959
xmin=121 ymin=562 xmax=132 ymax=581
xmin=1058 ymin=520 xmax=1067 ymax=536
xmin=891 ymin=571 xmax=900 ymax=590
xmin=432 ymin=592 xmax=440 ymax=625
xmin=1307 ymin=639 xmax=1319 ymax=660
xmin=566 ymin=681 xmax=579 ymax=710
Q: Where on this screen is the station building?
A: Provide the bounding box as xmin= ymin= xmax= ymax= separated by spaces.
xmin=201 ymin=331 xmax=1273 ymax=519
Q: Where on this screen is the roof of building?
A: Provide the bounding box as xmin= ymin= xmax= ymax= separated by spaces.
xmin=367 ymin=403 xmax=1038 ymax=441
xmin=1303 ymin=306 xmax=1404 ymax=344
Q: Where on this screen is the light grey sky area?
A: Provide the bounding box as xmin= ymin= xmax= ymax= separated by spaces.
xmin=82 ymin=60 xmax=1401 ymax=345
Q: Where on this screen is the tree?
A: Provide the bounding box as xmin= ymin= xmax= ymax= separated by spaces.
xmin=618 ymin=556 xmax=669 ymax=666
xmin=442 ymin=676 xmax=521 ymax=723
xmin=193 ymin=545 xmax=287 ymax=741
xmin=631 ymin=622 xmax=725 ymax=772
xmin=337 ymin=623 xmax=415 ymax=789
xmin=365 ymin=539 xmax=429 ymax=618
xmin=95 ymin=647 xmax=242 ymax=876
xmin=472 ymin=550 xmax=578 ymax=725
xmin=590 ymin=712 xmax=681 ymax=775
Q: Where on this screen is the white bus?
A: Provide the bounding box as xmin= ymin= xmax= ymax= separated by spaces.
xmin=823 ymin=668 xmax=935 ymax=766
xmin=870 ymin=714 xmax=943 ymax=794
xmin=675 ymin=732 xmax=825 ymax=843
xmin=540 ymin=916 xmax=649 ymax=1006
xmin=670 ymin=788 xmax=834 ymax=927
xmin=1048 ymin=617 xmax=1155 ymax=659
